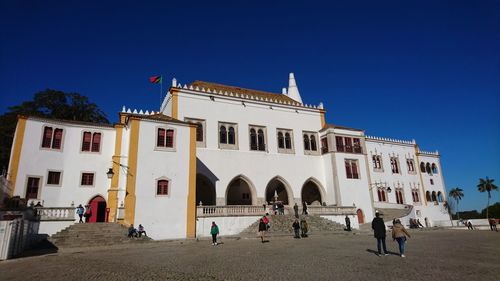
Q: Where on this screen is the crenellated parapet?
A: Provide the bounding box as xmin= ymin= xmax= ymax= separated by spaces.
xmin=121 ymin=106 xmax=160 ymax=115
xmin=366 ymin=135 xmax=416 ymax=145
xmin=418 ymin=150 xmax=440 ymax=156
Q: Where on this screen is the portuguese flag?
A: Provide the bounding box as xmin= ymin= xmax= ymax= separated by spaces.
xmin=149 ymin=75 xmax=162 ymax=84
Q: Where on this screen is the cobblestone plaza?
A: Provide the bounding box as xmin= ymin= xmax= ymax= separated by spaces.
xmin=1 ymin=230 xmax=499 ymax=281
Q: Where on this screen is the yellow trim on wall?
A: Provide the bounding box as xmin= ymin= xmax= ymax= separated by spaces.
xmin=320 ymin=111 xmax=326 ymax=128
xmin=7 ymin=116 xmax=27 ymax=197
xmin=124 ymin=118 xmax=140 ymax=225
xmin=186 ymin=126 xmax=197 ymax=238
xmin=171 ymin=90 xmax=179 ymax=119
xmin=107 ymin=124 xmax=123 ymax=222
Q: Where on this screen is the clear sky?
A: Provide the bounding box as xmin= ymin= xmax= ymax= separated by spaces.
xmin=1 ymin=1 xmax=499 ymax=212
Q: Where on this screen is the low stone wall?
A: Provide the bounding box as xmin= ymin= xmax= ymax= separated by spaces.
xmin=196 ymin=216 xmax=261 ymax=238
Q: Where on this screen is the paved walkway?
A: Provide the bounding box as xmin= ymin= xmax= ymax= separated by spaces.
xmin=1 ymin=229 xmax=499 ymax=280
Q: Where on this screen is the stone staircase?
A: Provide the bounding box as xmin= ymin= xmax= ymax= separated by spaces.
xmin=240 ymin=214 xmax=345 ymax=236
xmin=49 ymin=223 xmax=151 ymax=249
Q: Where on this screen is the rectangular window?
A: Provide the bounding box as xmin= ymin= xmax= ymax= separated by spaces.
xmin=156 ymin=127 xmax=175 ymax=149
xmin=157 ymin=180 xmax=169 ymax=195
xmin=345 ymin=159 xmax=359 ymax=179
xmin=42 ymin=127 xmax=53 ymax=148
xmin=157 ymin=128 xmax=165 ymax=147
xmin=353 ymin=138 xmax=362 ymax=153
xmin=165 ymin=129 xmax=174 ymax=147
xmin=47 ymin=171 xmax=61 ymax=185
xmin=321 ymin=137 xmax=328 ymax=154
xmin=81 ymin=173 xmax=94 ymax=186
xmin=344 ymin=137 xmax=353 ymax=153
xmin=335 ymin=136 xmax=344 ymax=152
xmin=26 ymin=177 xmax=40 ymax=199
xmin=52 ymin=128 xmax=63 ymax=149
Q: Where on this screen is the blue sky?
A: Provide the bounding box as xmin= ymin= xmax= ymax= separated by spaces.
xmin=1 ymin=1 xmax=499 ymax=212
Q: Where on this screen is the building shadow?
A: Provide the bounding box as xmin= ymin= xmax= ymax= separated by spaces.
xmin=14 ymin=236 xmax=58 ymax=259
xmin=365 ymin=249 xmax=399 ymax=256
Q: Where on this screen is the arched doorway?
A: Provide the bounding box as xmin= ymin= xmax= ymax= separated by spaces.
xmin=196 ymin=174 xmax=216 ymax=205
xmin=265 ymin=177 xmax=291 ymax=205
xmin=226 ymin=177 xmax=253 ymax=205
xmin=357 ymin=209 xmax=364 ymax=224
xmin=88 ymin=195 xmax=107 ymax=223
xmin=301 ymin=179 xmax=323 ymax=205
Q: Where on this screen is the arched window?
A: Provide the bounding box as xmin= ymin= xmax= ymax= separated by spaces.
xmin=165 ymin=129 xmax=174 ymax=148
xmin=303 ymin=135 xmax=310 ymax=151
xmin=91 ymin=132 xmax=101 ymax=152
xmin=82 ymin=131 xmax=92 ymax=151
xmin=431 ymin=191 xmax=437 ymax=202
xmin=250 ymin=128 xmax=257 ymax=150
xmin=220 ymin=126 xmax=227 ymax=144
xmin=52 ymin=129 xmax=63 ymax=149
xmin=396 ymin=189 xmax=404 ymax=204
xmin=426 ymin=191 xmax=431 ymax=202
xmin=437 ymin=191 xmax=443 ymax=202
xmin=420 ymin=162 xmax=426 ymax=173
xmin=196 ymin=123 xmax=203 ymax=142
xmin=431 ymin=163 xmax=438 ymax=174
xmin=426 ymin=163 xmax=432 ymax=174
xmin=277 ymin=132 xmax=284 ymax=149
xmin=157 ymin=180 xmax=169 ymax=195
xmin=284 ymin=133 xmax=292 ymax=149
xmin=157 ymin=128 xmax=165 ymax=147
xmin=42 ymin=127 xmax=53 ymax=148
xmin=257 ymin=129 xmax=265 ymax=151
xmin=228 ymin=127 xmax=235 ymax=144
xmin=310 ymin=135 xmax=317 ymax=151
xmin=377 ymin=189 xmax=387 ymax=202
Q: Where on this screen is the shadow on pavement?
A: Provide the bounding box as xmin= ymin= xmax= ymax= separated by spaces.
xmin=15 ymin=239 xmax=58 ymax=259
xmin=365 ymin=249 xmax=399 ymax=256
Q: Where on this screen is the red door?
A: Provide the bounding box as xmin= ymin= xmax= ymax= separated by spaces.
xmin=357 ymin=209 xmax=364 ymax=224
xmin=88 ymin=196 xmax=107 ymax=223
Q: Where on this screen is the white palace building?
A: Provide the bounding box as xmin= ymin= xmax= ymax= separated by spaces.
xmin=5 ymin=73 xmax=451 ymax=239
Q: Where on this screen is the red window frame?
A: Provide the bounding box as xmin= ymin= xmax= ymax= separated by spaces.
xmin=52 ymin=129 xmax=63 ymax=149
xmin=82 ymin=132 xmax=92 ymax=151
xmin=165 ymin=129 xmax=174 ymax=148
xmin=91 ymin=133 xmax=101 ymax=152
xmin=26 ymin=177 xmax=40 ymax=199
xmin=157 ymin=180 xmax=169 ymax=195
xmin=47 ymin=171 xmax=61 ymax=185
xmin=157 ymin=128 xmax=166 ymax=147
xmin=42 ymin=127 xmax=53 ymax=148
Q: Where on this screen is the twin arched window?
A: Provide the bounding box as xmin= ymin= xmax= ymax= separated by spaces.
xmin=250 ymin=128 xmax=265 ymax=151
xmin=303 ymin=133 xmax=317 ymax=152
xmin=411 ymin=190 xmax=420 ymax=203
xmin=219 ymin=125 xmax=236 ymax=145
xmin=42 ymin=127 xmax=63 ymax=149
xmin=277 ymin=131 xmax=292 ymax=150
xmin=157 ymin=128 xmax=174 ymax=148
xmin=82 ymin=132 xmax=101 ymax=152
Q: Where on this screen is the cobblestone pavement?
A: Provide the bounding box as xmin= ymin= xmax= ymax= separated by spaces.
xmin=1 ymin=229 xmax=499 ymax=281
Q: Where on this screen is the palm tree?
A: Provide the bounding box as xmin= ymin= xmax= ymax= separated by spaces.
xmin=448 ymin=187 xmax=464 ymax=222
xmin=477 ymin=177 xmax=499 ymax=220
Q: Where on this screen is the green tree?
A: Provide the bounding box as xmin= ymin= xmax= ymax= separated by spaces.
xmin=448 ymin=187 xmax=464 ymax=221
xmin=0 ymin=89 xmax=109 ymax=171
xmin=481 ymin=202 xmax=500 ymax=219
xmin=477 ymin=177 xmax=499 ymax=219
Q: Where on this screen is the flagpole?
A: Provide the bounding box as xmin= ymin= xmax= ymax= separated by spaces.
xmin=160 ymin=75 xmax=163 ymax=111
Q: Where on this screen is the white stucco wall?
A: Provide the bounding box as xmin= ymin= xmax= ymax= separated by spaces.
xmin=196 ymin=216 xmax=260 ymax=237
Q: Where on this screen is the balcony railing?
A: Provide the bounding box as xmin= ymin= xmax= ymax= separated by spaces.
xmin=34 ymin=207 xmax=75 ymax=221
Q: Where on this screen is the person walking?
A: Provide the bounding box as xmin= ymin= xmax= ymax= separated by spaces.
xmin=345 ymin=216 xmax=351 ymax=231
xmin=300 ymin=218 xmax=309 ymax=237
xmin=293 ymin=219 xmax=301 ymax=239
xmin=302 ymin=201 xmax=308 ymax=215
xmin=76 ymin=204 xmax=84 ymax=223
xmin=392 ymin=219 xmax=411 ymax=258
xmin=293 ymin=203 xmax=299 ymax=218
xmin=262 ymin=214 xmax=270 ymax=231
xmin=210 ymin=221 xmax=219 ymax=245
xmin=467 ymin=220 xmax=474 ymax=230
xmin=258 ymin=218 xmax=267 ymax=243
xmin=372 ymin=211 xmax=389 ymax=256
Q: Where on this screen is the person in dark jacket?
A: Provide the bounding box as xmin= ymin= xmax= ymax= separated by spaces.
xmin=293 ymin=203 xmax=299 ymax=218
xmin=345 ymin=216 xmax=351 ymax=231
xmin=372 ymin=211 xmax=388 ymax=256
xmin=302 ymin=201 xmax=308 ymax=215
xmin=210 ymin=222 xmax=219 ymax=245
xmin=292 ymin=219 xmax=301 ymax=238
xmin=258 ymin=219 xmax=267 ymax=243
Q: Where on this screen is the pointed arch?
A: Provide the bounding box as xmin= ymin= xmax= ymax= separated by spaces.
xmin=301 ymin=177 xmax=326 ymax=205
xmin=87 ymin=194 xmax=107 ymax=223
xmin=265 ymin=176 xmax=294 ymax=205
xmin=226 ymin=174 xmax=257 ymax=205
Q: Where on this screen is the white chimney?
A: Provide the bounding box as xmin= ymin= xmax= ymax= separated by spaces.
xmin=287 ymin=73 xmax=303 ymax=104
xmin=172 ymin=78 xmax=177 ymax=87
xmin=282 ymin=87 xmax=287 ymax=95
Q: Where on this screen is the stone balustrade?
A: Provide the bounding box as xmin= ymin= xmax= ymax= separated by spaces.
xmin=197 ymin=205 xmax=356 ymax=217
xmin=35 ymin=207 xmax=75 ymax=221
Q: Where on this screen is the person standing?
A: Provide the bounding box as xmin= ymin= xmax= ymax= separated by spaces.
xmin=84 ymin=205 xmax=92 ymax=223
xmin=293 ymin=203 xmax=299 ymax=218
xmin=392 ymin=219 xmax=411 ymax=258
xmin=467 ymin=220 xmax=474 ymax=230
xmin=76 ymin=204 xmax=84 ymax=223
xmin=292 ymin=219 xmax=301 ymax=239
xmin=345 ymin=216 xmax=351 ymax=231
xmin=489 ymin=219 xmax=498 ymax=232
xmin=372 ymin=211 xmax=388 ymax=256
xmin=302 ymin=201 xmax=308 ymax=215
xmin=258 ymin=219 xmax=267 ymax=243
xmin=210 ymin=222 xmax=219 ymax=245
xmin=300 ymin=219 xmax=309 ymax=237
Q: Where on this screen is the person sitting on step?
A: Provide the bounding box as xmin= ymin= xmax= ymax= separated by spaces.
xmin=138 ymin=224 xmax=147 ymax=237
xmin=128 ymin=224 xmax=138 ymax=238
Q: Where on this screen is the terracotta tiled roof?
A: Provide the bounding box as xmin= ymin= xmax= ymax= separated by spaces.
xmin=189 ymin=80 xmax=298 ymax=104
xmin=321 ymin=123 xmax=364 ymax=132
xmin=23 ymin=115 xmax=115 ymax=128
